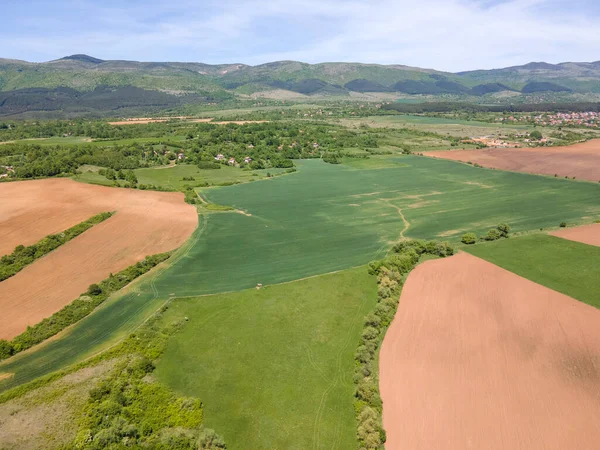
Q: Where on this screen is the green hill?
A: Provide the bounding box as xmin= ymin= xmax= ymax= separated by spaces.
xmin=2 ymin=55 xmax=600 ymax=115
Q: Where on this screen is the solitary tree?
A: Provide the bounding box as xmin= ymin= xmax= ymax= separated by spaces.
xmin=461 ymin=232 xmax=478 ymax=245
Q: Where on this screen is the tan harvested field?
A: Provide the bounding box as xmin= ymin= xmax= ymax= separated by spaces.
xmin=424 ymin=139 xmax=600 ymax=181
xmin=380 ymin=252 xmax=600 ymax=450
xmin=550 ymin=223 xmax=600 ymax=247
xmin=0 ymin=179 xmax=197 ymax=340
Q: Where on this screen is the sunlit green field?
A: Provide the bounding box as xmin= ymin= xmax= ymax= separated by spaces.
xmin=155 ymin=267 xmax=375 ymax=450
xmin=466 ymin=234 xmax=600 ymax=307
xmin=3 ymin=156 xmax=599 ymax=394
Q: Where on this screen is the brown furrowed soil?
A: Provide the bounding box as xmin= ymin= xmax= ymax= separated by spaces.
xmin=380 ymin=252 xmax=600 ymax=450
xmin=424 ymin=139 xmax=600 ymax=182
xmin=550 ymin=223 xmax=600 ymax=247
xmin=0 ymin=179 xmax=197 ymax=340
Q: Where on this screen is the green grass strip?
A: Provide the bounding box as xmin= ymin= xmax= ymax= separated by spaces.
xmin=0 ymin=211 xmax=114 ymax=282
xmin=0 ymin=252 xmax=171 ymax=361
xmin=465 ymin=234 xmax=600 ymax=308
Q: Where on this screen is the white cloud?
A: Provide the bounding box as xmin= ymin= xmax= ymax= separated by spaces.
xmin=1 ymin=0 xmax=598 ymax=70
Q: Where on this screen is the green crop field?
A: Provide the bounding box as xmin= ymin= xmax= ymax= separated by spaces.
xmin=2 ymin=156 xmax=599 ymax=394
xmin=338 ymin=114 xmax=534 ymax=137
xmin=154 ymin=267 xmax=375 ymax=450
xmin=465 ymin=234 xmax=600 ymax=307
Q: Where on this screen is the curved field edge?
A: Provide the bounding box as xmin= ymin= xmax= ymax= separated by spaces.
xmin=465 ymin=234 xmax=600 ymax=308
xmin=0 ymin=307 xmax=223 ymax=449
xmin=154 ymin=266 xmax=377 ymax=450
xmin=0 ymin=220 xmax=206 ymax=394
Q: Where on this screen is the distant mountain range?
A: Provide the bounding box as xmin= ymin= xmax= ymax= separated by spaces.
xmin=1 ymin=55 xmax=600 ymax=116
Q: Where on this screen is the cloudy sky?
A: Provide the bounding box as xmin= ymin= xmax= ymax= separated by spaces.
xmin=3 ymin=0 xmax=599 ymax=71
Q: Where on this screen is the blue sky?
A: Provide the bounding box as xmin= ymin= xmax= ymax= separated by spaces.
xmin=2 ymin=0 xmax=599 ymax=71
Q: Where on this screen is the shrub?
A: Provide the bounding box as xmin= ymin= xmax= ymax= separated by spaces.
xmin=530 ymin=130 xmax=543 ymax=140
xmin=198 ymin=428 xmax=227 ymax=449
xmin=0 ymin=340 xmax=15 ymax=359
xmin=485 ymin=228 xmax=501 ymax=241
xmin=496 ymin=223 xmax=511 ymax=238
xmin=560 ymin=222 xmax=567 ymax=228
xmin=198 ymin=161 xmax=221 ymax=170
xmin=461 ymin=232 xmax=477 ymax=245
xmin=87 ymin=283 xmax=102 ymax=296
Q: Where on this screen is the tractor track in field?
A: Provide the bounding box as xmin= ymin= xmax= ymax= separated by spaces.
xmin=311 ymin=288 xmax=371 ymax=450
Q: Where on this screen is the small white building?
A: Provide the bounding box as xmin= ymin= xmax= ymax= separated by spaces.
xmin=215 ymin=154 xmax=225 ymax=161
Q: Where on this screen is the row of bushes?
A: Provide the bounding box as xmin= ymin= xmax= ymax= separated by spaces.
xmin=0 ymin=212 xmax=113 ymax=282
xmin=461 ymin=223 xmax=510 ymax=245
xmin=355 ymin=239 xmax=454 ymax=449
xmin=0 ymin=252 xmax=171 ymax=361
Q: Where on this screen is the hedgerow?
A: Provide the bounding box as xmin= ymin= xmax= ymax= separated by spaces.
xmin=355 ymin=239 xmax=454 ymax=449
xmin=0 ymin=252 xmax=171 ymax=361
xmin=0 ymin=212 xmax=113 ymax=282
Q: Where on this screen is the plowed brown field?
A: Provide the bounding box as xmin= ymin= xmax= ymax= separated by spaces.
xmin=380 ymin=252 xmax=600 ymax=450
xmin=550 ymin=223 xmax=600 ymax=247
xmin=425 ymin=139 xmax=600 ymax=181
xmin=0 ymin=179 xmax=197 ymax=339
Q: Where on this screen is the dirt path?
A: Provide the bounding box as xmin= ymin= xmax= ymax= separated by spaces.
xmin=424 ymin=139 xmax=600 ymax=182
xmin=0 ymin=179 xmax=197 ymax=340
xmin=550 ymin=223 xmax=600 ymax=247
xmin=380 ymin=252 xmax=600 ymax=450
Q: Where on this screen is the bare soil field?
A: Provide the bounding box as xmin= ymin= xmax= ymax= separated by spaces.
xmin=550 ymin=223 xmax=600 ymax=247
xmin=425 ymin=139 xmax=600 ymax=181
xmin=0 ymin=179 xmax=197 ymax=340
xmin=380 ymin=252 xmax=600 ymax=450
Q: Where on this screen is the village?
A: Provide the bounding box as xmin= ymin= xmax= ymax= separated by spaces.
xmin=498 ymin=111 xmax=600 ymax=128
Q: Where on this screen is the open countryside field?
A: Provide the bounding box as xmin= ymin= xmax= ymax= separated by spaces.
xmin=425 ymin=139 xmax=600 ymax=182
xmin=73 ymin=163 xmax=289 ymax=190
xmin=3 ymin=156 xmax=600 ymax=393
xmin=550 ymin=222 xmax=600 ymax=247
xmin=0 ymin=179 xmax=197 ymax=339
xmin=466 ymin=234 xmax=600 ymax=308
xmin=337 ymin=114 xmax=534 ymax=137
xmin=155 ymin=267 xmax=376 ymax=450
xmin=380 ymin=252 xmax=600 ymax=450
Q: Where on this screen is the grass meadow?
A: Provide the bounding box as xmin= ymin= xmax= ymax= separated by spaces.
xmin=155 ymin=267 xmax=376 ymax=450
xmin=466 ymin=234 xmax=600 ymax=307
xmin=73 ymin=163 xmax=289 ymax=190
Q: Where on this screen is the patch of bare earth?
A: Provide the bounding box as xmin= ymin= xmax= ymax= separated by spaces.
xmin=0 ymin=179 xmax=197 ymax=340
xmin=424 ymin=139 xmax=600 ymax=182
xmin=380 ymin=252 xmax=600 ymax=450
xmin=550 ymin=223 xmax=600 ymax=247
xmin=0 ymin=360 xmax=117 ymax=450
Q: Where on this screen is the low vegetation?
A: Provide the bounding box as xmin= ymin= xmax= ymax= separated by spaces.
xmin=0 ymin=253 xmax=171 ymax=361
xmin=355 ymin=240 xmax=454 ymax=449
xmin=154 ymin=266 xmax=376 ymax=449
xmin=461 ymin=223 xmax=510 ymax=245
xmin=0 ymin=212 xmax=113 ymax=282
